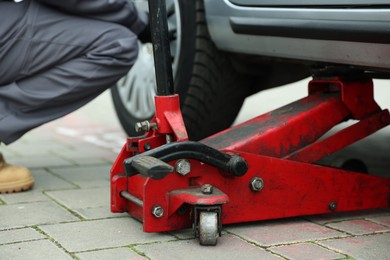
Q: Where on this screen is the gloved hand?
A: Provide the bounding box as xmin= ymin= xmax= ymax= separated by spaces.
xmin=137 ymin=13 xmax=151 ymax=43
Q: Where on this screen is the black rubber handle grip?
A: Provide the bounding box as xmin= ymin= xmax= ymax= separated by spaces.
xmin=131 ymin=155 xmax=174 ymax=180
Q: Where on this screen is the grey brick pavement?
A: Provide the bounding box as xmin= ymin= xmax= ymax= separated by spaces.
xmin=1 ymin=90 xmax=390 ymax=259
xmin=319 ymin=233 xmax=390 ymax=260
xmin=0 ymin=228 xmax=45 ymax=244
xmin=269 ymin=243 xmax=345 ymax=260
xmin=134 ymin=235 xmax=282 ymax=260
xmin=76 ymin=248 xmax=147 ymax=260
xmin=0 ymin=240 xmax=73 ymax=260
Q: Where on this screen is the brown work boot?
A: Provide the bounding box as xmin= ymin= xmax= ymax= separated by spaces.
xmin=0 ymin=153 xmax=34 ymax=193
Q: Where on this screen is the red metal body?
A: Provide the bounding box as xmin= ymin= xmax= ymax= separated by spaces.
xmin=111 ymin=77 xmax=390 ymax=233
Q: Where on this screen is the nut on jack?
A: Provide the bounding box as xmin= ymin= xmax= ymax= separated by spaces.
xmin=201 ymin=184 xmax=214 ymax=195
xmin=250 ymin=177 xmax=264 ymax=192
xmin=152 ymin=206 xmax=164 ymax=218
xmin=175 ymin=159 xmax=191 ymax=176
xmin=329 ymin=202 xmax=337 ymax=211
xmin=135 ymin=120 xmax=158 ymax=132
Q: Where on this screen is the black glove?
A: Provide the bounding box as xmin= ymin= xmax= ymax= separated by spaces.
xmin=137 ymin=14 xmax=151 ymax=43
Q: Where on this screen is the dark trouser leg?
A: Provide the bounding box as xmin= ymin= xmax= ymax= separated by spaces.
xmin=0 ymin=0 xmax=139 ymax=144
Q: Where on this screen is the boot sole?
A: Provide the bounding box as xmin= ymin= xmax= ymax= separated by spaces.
xmin=0 ymin=176 xmax=35 ymax=194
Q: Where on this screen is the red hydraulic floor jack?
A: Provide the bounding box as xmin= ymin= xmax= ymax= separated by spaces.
xmin=110 ymin=0 xmax=390 ymax=245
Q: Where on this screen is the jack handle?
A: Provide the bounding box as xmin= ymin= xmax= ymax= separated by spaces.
xmin=124 ymin=141 xmax=248 ymax=179
xmin=148 ymin=0 xmax=174 ymax=96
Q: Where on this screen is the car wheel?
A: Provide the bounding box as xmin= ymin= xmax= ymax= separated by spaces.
xmin=111 ymin=0 xmax=251 ymax=140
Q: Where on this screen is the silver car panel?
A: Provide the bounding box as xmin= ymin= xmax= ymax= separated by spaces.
xmin=204 ymin=0 xmax=390 ymax=70
xmin=229 ymin=0 xmax=390 ymax=7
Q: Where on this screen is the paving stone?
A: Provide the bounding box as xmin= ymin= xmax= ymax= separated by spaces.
xmin=0 ymin=228 xmax=45 ymax=245
xmin=80 ymin=133 xmax=123 ymax=154
xmin=269 ymin=242 xmax=345 ymax=260
xmin=31 ymin=169 xmax=77 ymax=191
xmin=76 ymin=206 xmax=128 ymax=219
xmin=53 ymin=126 xmax=125 ymax=155
xmin=49 ymin=165 xmax=111 ymax=188
xmin=326 ymin=219 xmax=390 ymax=235
xmin=71 ymin=156 xmax=113 ymax=166
xmin=0 ymin=148 xmax=19 ymax=159
xmin=135 ymin=234 xmax=281 ymax=260
xmin=76 ymin=247 xmax=146 ymax=260
xmin=319 ymin=232 xmax=390 ymax=260
xmin=9 ymin=155 xmax=75 ymax=169
xmin=12 ymin=128 xmax=59 ymax=144
xmin=51 ymin=146 xmax=115 ymax=164
xmin=366 ymin=213 xmax=390 ymax=227
xmin=0 ymin=170 xmax=76 ymax=204
xmin=56 ymin=143 xmax=117 ymax=160
xmin=0 ymin=239 xmax=72 ymax=260
xmin=47 ymin=187 xmax=108 ymax=209
xmin=5 ymin=141 xmax=74 ymax=157
xmin=0 ymin=201 xmax=78 ymax=230
xmin=226 ymin=219 xmax=345 ymax=246
xmin=0 ymin=190 xmax=50 ymax=204
xmin=39 ymin=218 xmax=174 ymax=252
xmin=306 ymin=209 xmax=390 ymax=225
xmin=169 ymin=228 xmax=195 ymax=240
xmin=46 ymin=187 xmax=116 ymax=219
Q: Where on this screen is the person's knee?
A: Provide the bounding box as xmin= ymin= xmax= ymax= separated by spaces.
xmin=90 ymin=24 xmax=139 ymax=72
xmin=109 ymin=25 xmax=139 ymax=67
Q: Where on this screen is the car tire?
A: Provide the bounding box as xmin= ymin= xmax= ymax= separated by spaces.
xmin=111 ymin=0 xmax=252 ymax=140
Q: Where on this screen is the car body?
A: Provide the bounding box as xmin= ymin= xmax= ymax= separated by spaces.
xmin=205 ymin=0 xmax=390 ymax=71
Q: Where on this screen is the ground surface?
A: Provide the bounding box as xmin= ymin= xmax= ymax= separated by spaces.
xmin=1 ymin=79 xmax=389 ymax=259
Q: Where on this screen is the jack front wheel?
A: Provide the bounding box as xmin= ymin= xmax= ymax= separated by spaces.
xmin=199 ymin=211 xmax=219 ymax=246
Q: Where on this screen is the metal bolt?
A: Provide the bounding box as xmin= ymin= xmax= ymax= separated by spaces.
xmin=152 ymin=206 xmax=164 ymax=218
xmin=329 ymin=202 xmax=337 ymax=211
xmin=175 ymin=159 xmax=191 ymax=176
xmin=201 ymin=184 xmax=214 ymax=195
xmin=135 ymin=121 xmax=157 ymax=132
xmin=144 ymin=143 xmax=151 ymax=151
xmin=135 ymin=121 xmax=148 ymax=132
xmin=250 ymin=177 xmax=264 ymax=192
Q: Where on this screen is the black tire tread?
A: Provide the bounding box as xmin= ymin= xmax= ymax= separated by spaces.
xmin=182 ymin=0 xmax=251 ymax=140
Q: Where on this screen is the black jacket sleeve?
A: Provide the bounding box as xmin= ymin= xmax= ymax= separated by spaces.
xmin=37 ymin=0 xmax=148 ymax=34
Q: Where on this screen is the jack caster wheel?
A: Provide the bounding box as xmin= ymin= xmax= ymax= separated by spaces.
xmin=199 ymin=211 xmax=219 ymax=246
